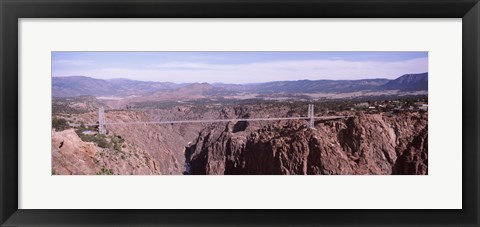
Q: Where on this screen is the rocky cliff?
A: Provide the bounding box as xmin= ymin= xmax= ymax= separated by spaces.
xmin=71 ymin=107 xmax=230 ymax=175
xmin=52 ymin=129 xmax=160 ymax=175
xmin=185 ymin=112 xmax=428 ymax=175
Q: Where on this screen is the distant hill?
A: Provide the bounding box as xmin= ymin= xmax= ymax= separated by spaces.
xmin=247 ymin=79 xmax=390 ymax=94
xmin=245 ymin=73 xmax=428 ymax=94
xmin=209 ymin=73 xmax=428 ymax=94
xmin=52 ymin=73 xmax=428 ymax=97
xmin=52 ymin=76 xmax=182 ymax=97
xmin=381 ymin=73 xmax=428 ymax=91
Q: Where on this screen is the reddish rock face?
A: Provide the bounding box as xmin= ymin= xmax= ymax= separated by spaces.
xmin=186 ymin=112 xmax=428 ymax=175
xmin=52 ymin=129 xmax=161 ymax=175
xmin=53 ymin=104 xmax=427 ymax=175
xmin=392 ymin=128 xmax=428 ymax=175
xmin=52 ymin=129 xmax=99 ymax=175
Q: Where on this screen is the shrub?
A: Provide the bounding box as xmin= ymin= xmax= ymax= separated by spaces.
xmin=111 ymin=136 xmax=124 ymax=152
xmin=96 ymin=167 xmax=113 ymax=175
xmin=94 ymin=134 xmax=110 ymax=148
xmin=113 ymin=143 xmax=122 ymax=152
xmin=52 ymin=117 xmax=70 ymax=131
xmin=75 ymin=131 xmax=111 ymax=149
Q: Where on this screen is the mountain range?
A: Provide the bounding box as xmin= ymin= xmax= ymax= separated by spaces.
xmin=52 ymin=72 xmax=428 ymax=97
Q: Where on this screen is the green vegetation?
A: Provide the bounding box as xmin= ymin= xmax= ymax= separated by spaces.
xmin=75 ymin=124 xmax=110 ymax=148
xmin=74 ymin=123 xmax=126 ymax=151
xmin=52 ymin=117 xmax=70 ymax=131
xmin=52 ymin=103 xmax=88 ymax=115
xmin=111 ymin=135 xmax=125 ymax=152
xmin=52 ymin=96 xmax=103 ymax=114
xmin=96 ymin=167 xmax=114 ymax=175
xmin=96 ymin=135 xmax=110 ymax=148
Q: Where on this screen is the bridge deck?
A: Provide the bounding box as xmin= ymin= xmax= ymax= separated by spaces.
xmin=70 ymin=116 xmax=346 ymax=127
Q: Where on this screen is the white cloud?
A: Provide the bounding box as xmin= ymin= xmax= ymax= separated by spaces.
xmin=53 ymin=58 xmax=428 ymax=83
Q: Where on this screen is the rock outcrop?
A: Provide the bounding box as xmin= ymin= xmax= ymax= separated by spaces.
xmin=52 ymin=129 xmax=160 ymax=175
xmin=69 ymin=105 xmax=292 ymax=175
xmin=185 ymin=112 xmax=428 ymax=175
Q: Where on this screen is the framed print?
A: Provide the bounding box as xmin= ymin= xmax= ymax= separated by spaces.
xmin=1 ymin=0 xmax=479 ymax=226
xmin=50 ymin=51 xmax=429 ymax=176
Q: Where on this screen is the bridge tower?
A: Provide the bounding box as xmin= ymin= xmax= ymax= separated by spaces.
xmin=98 ymin=107 xmax=106 ymax=134
xmin=307 ymin=104 xmax=315 ymax=129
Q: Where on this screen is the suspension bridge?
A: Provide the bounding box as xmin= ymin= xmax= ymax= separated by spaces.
xmin=75 ymin=104 xmax=346 ymax=134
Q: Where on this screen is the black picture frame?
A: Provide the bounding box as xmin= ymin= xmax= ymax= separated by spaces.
xmin=1 ymin=0 xmax=479 ymax=226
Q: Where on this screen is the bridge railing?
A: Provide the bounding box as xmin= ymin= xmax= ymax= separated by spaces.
xmin=93 ymin=104 xmax=347 ymax=134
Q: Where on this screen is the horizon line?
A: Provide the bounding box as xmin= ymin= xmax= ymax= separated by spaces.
xmin=52 ymin=72 xmax=428 ymax=84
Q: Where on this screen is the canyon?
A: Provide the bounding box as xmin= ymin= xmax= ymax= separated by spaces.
xmin=185 ymin=111 xmax=427 ymax=175
xmin=51 ymin=73 xmax=428 ymax=175
xmin=52 ymin=103 xmax=427 ymax=175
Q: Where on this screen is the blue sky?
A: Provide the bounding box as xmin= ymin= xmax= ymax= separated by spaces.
xmin=52 ymin=52 xmax=428 ymax=83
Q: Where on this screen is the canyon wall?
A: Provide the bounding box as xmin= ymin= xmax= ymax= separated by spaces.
xmin=53 ymin=107 xmax=427 ymax=175
xmin=52 ymin=129 xmax=160 ymax=175
xmin=185 ymin=112 xmax=428 ymax=175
